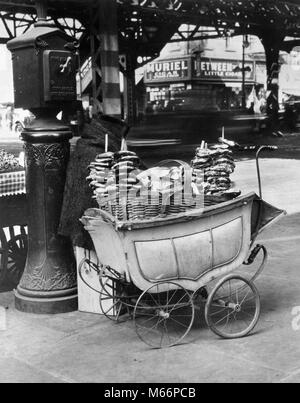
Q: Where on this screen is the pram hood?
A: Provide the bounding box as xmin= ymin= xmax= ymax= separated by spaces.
xmin=251 ymin=195 xmax=286 ymax=241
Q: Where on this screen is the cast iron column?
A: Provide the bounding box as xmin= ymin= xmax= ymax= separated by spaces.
xmin=242 ymin=36 xmax=246 ymax=109
xmin=15 ymin=113 xmax=78 ymax=314
xmin=7 ymin=0 xmax=78 ymax=313
xmin=261 ymin=31 xmax=285 ymax=119
xmin=123 ymin=53 xmax=138 ymax=124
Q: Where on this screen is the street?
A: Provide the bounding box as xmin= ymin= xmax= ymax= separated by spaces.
xmin=2 ymin=122 xmax=300 ymax=166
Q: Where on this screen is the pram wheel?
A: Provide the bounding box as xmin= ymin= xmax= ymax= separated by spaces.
xmin=78 ymin=258 xmax=102 ymax=294
xmin=205 ymin=274 xmax=261 ymax=339
xmin=98 ymin=276 xmax=127 ymax=323
xmin=133 ymin=282 xmax=195 ymax=349
xmin=78 ymin=258 xmax=127 ymax=322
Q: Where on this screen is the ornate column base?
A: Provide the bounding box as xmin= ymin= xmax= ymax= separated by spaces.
xmin=15 ymin=288 xmax=78 ymax=314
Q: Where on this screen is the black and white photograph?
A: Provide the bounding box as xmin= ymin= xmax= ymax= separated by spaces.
xmin=0 ymin=0 xmax=299 ymax=387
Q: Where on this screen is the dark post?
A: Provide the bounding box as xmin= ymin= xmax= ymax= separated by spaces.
xmin=242 ymin=37 xmax=246 ymax=109
xmin=242 ymin=35 xmax=250 ymax=109
xmin=7 ymin=1 xmax=78 ymax=314
xmin=261 ymin=31 xmax=285 ymax=129
xmin=123 ymin=53 xmax=138 ymax=124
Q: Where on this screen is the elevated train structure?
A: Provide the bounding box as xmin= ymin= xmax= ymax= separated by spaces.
xmin=0 ymin=0 xmax=300 ymax=122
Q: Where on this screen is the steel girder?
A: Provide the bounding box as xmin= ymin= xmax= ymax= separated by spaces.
xmin=1 ymin=1 xmax=300 ymax=50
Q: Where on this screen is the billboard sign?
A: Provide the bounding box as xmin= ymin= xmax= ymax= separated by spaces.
xmin=144 ymin=58 xmax=192 ymax=83
xmin=194 ymin=58 xmax=255 ymax=82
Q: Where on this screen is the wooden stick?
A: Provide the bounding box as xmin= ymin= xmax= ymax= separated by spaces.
xmin=105 ymin=134 xmax=108 ymax=153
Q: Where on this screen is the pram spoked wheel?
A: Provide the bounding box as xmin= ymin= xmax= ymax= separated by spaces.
xmin=98 ymin=274 xmax=127 ymax=323
xmin=133 ymin=282 xmax=195 ymax=349
xmin=78 ymin=258 xmax=131 ymax=323
xmin=205 ymin=274 xmax=261 ymax=339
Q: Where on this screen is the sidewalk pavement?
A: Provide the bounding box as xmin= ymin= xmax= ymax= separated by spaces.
xmin=0 ymin=159 xmax=300 ymax=383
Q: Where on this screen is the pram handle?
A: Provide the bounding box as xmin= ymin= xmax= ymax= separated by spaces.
xmin=256 ymin=145 xmax=278 ymax=198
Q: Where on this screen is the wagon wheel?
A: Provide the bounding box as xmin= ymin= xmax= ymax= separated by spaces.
xmin=205 ymin=274 xmax=261 ymax=339
xmin=133 ymin=282 xmax=195 ymax=349
xmin=0 ymin=228 xmax=8 ymax=284
xmin=6 ymin=227 xmax=28 ymax=285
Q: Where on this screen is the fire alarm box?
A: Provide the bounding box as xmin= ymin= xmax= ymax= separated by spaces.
xmin=43 ymin=50 xmax=76 ymax=102
xmin=7 ymin=23 xmax=77 ymax=110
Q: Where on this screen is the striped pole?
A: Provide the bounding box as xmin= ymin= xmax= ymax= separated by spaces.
xmin=98 ymin=0 xmax=121 ymax=118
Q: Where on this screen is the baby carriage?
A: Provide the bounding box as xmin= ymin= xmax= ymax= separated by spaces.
xmin=79 ymin=146 xmax=285 ymax=348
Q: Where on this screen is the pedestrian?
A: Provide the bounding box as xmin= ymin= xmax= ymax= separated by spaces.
xmin=253 ymin=88 xmax=267 ymax=133
xmin=267 ymin=84 xmax=283 ymax=137
xmin=58 ymin=114 xmax=123 ymax=250
xmin=283 ymin=94 xmax=297 ymax=132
